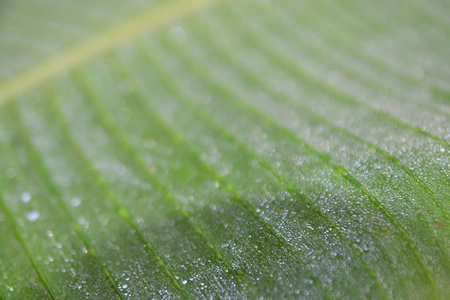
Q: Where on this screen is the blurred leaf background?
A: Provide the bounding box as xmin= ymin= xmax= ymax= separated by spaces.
xmin=0 ymin=0 xmax=449 ymax=298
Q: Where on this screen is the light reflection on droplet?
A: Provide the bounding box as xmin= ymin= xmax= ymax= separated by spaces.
xmin=26 ymin=211 xmax=40 ymax=222
xmin=71 ymin=198 xmax=81 ymax=207
xmin=21 ymin=192 xmax=31 ymax=203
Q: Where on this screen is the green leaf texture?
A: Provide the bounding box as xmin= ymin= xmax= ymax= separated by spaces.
xmin=0 ymin=0 xmax=449 ymax=298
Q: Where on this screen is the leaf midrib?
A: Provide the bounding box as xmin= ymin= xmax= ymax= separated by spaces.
xmin=0 ymin=0 xmax=226 ymax=107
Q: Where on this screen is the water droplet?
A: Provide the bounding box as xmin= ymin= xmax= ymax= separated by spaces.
xmin=214 ymin=181 xmax=219 ymax=188
xmin=182 ymin=279 xmax=187 ymax=285
xmin=21 ymin=192 xmax=31 ymax=203
xmin=168 ymin=25 xmax=187 ymax=44
xmin=143 ymin=138 xmax=156 ymax=149
xmin=122 ymin=284 xmax=128 ymax=289
xmin=47 ymin=231 xmax=54 ymax=237
xmin=26 ymin=211 xmax=40 ymax=222
xmin=5 ymin=167 xmax=16 ymax=179
xmin=82 ymin=247 xmax=88 ymax=254
xmin=71 ymin=198 xmax=81 ymax=207
xmin=147 ymin=164 xmax=157 ymax=173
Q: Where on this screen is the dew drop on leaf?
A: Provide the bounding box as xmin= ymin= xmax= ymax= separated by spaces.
xmin=5 ymin=167 xmax=16 ymax=178
xmin=26 ymin=211 xmax=40 ymax=222
xmin=70 ymin=197 xmax=82 ymax=207
xmin=168 ymin=25 xmax=187 ymax=44
xmin=21 ymin=192 xmax=31 ymax=203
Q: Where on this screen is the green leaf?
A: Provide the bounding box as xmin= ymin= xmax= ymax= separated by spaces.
xmin=0 ymin=0 xmax=449 ymax=298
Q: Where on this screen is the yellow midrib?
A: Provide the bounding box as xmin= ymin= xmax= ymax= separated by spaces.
xmin=0 ymin=0 xmax=226 ymax=107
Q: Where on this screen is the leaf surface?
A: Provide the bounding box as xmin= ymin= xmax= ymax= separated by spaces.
xmin=0 ymin=0 xmax=449 ymax=298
